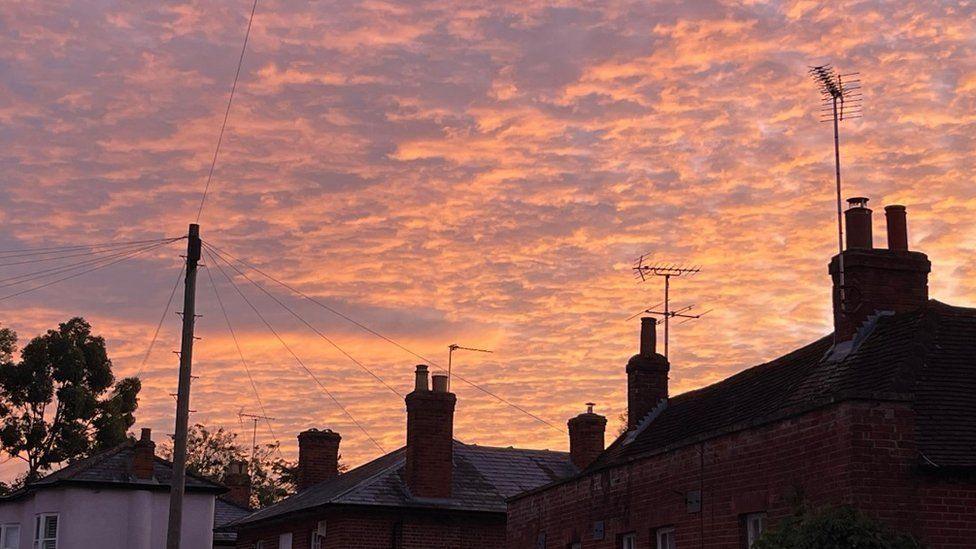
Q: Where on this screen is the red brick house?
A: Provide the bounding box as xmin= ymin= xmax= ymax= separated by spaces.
xmin=233 ymin=366 xmax=578 ymax=548
xmin=507 ymin=199 xmax=976 ymax=549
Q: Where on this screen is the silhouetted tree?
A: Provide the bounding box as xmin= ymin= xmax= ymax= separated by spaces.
xmin=161 ymin=424 xmax=345 ymax=508
xmin=753 ymin=505 xmax=920 ymax=549
xmin=0 ymin=318 xmax=140 ymax=483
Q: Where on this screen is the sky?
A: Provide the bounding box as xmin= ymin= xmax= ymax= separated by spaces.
xmin=1 ymin=0 xmax=975 ymax=478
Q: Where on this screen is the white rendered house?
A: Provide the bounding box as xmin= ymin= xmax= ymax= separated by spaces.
xmin=0 ymin=428 xmax=224 ymax=549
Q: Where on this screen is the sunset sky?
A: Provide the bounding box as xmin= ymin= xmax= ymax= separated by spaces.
xmin=1 ymin=0 xmax=975 ymax=478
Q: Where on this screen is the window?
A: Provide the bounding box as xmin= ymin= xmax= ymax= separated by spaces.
xmin=255 ymin=542 xmax=265 ymax=549
xmin=279 ymin=532 xmax=293 ymax=549
xmin=621 ymin=533 xmax=637 ymax=549
xmin=656 ymin=527 xmax=676 ymax=549
xmin=1 ymin=524 xmax=20 ymax=549
xmin=569 ymin=543 xmax=582 ymax=549
xmin=33 ymin=514 xmax=57 ymax=549
xmin=745 ymin=513 xmax=766 ymax=547
xmin=311 ymin=520 xmax=327 ymax=549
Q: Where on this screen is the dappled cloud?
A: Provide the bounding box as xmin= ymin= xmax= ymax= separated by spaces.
xmin=1 ymin=0 xmax=974 ymax=475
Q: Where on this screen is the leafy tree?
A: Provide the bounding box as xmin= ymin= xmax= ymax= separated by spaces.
xmin=161 ymin=423 xmax=344 ymax=508
xmin=0 ymin=318 xmax=140 ymax=483
xmin=753 ymin=505 xmax=921 ymax=549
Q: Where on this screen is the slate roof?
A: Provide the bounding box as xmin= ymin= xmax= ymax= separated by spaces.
xmin=574 ymin=300 xmax=976 ymax=479
xmin=236 ymin=441 xmax=576 ymax=526
xmin=214 ymin=497 xmax=252 ymax=544
xmin=2 ymin=440 xmax=224 ymax=501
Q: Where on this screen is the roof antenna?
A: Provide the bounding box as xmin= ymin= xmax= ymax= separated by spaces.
xmin=632 ymin=258 xmax=706 ymax=360
xmin=809 ymin=64 xmax=862 ymax=315
xmin=447 ymin=344 xmax=493 ymax=391
xmin=238 ymin=410 xmax=276 ymax=463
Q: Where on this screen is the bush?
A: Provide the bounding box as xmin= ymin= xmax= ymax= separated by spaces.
xmin=753 ymin=506 xmax=920 ymax=549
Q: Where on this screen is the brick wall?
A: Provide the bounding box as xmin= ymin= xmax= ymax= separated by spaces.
xmin=236 ymin=507 xmax=505 ymax=549
xmin=508 ymin=400 xmax=976 ymax=549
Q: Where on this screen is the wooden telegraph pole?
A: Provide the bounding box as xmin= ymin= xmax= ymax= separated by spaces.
xmin=166 ymin=224 xmax=202 ymax=549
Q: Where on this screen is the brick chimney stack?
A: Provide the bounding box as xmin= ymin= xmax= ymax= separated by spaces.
xmin=297 ymin=429 xmax=341 ymax=491
xmin=568 ymin=403 xmax=606 ymax=470
xmin=626 ymin=318 xmax=669 ymax=430
xmin=830 ymin=198 xmax=930 ymax=342
xmin=133 ymin=428 xmax=155 ymax=480
xmin=405 ymin=365 xmax=456 ymax=499
xmin=223 ymin=460 xmax=251 ymax=509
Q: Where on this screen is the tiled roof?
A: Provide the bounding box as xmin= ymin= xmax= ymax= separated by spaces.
xmin=582 ymin=300 xmax=976 ymax=476
xmin=236 ymin=441 xmax=576 ymax=526
xmin=3 ymin=440 xmax=223 ymax=501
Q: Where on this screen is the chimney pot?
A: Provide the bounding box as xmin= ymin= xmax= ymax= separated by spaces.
xmin=568 ymin=404 xmax=607 ymax=470
xmin=133 ymin=428 xmax=155 ymax=480
xmin=297 ymin=429 xmax=341 ymax=491
xmin=845 ymin=197 xmax=873 ymax=249
xmin=639 ymin=317 xmax=656 ymax=357
xmin=885 ymin=205 xmax=908 ymax=251
xmin=414 ymin=364 xmax=429 ymax=391
xmin=432 ymin=373 xmax=449 ymax=393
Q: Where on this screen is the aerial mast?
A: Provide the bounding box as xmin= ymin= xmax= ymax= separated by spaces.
xmin=447 ymin=344 xmax=493 ymax=391
xmin=809 ymin=64 xmax=862 ymax=315
xmin=631 ymin=259 xmax=706 ymax=360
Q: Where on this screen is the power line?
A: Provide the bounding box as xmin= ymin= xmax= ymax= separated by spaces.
xmin=204 ymin=240 xmax=566 ymax=434
xmin=134 ymin=263 xmax=186 ymax=379
xmin=194 ymin=0 xmax=259 ymax=223
xmin=202 ymin=254 xmax=280 ymax=447
xmin=0 ymin=240 xmax=177 ymax=267
xmin=0 ymin=239 xmax=183 ymax=288
xmin=0 ymin=236 xmax=181 ymax=257
xmin=0 ymin=239 xmax=181 ymax=303
xmin=203 ymin=247 xmax=386 ymax=453
xmin=204 ymin=242 xmax=403 ymax=398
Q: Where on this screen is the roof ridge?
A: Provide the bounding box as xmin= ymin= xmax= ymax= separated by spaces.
xmin=455 ymin=440 xmax=568 ymax=455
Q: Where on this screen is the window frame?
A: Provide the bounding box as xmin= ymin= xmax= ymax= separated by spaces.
xmin=655 ymin=526 xmax=676 ymax=549
xmin=279 ymin=532 xmax=293 ymax=549
xmin=33 ymin=513 xmax=58 ymax=549
xmin=311 ymin=519 xmax=327 ymax=549
xmin=620 ymin=532 xmax=637 ymax=549
xmin=744 ymin=512 xmax=767 ymax=547
xmin=1 ymin=523 xmax=20 ymax=549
